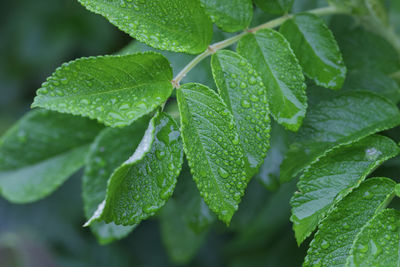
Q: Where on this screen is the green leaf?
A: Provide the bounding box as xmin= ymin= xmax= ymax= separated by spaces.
xmin=254 ymin=0 xmax=294 ymax=14
xmin=82 ymin=116 xmax=150 ymax=244
xmin=280 ymin=91 xmax=400 ymax=183
xmin=256 ymin=123 xmax=289 ymax=191
xmin=173 ymin=164 xmax=215 ymax=233
xmin=291 ymin=135 xmax=399 ymax=244
xmin=160 ymin=199 xmax=208 ymax=264
xmin=237 ymin=29 xmax=307 ymax=131
xmin=280 ymin=13 xmax=346 ymax=89
xmin=335 ymin=26 xmax=400 ymax=74
xmin=0 ymin=110 xmax=102 ymax=203
xmin=176 ymin=83 xmax=247 ymax=224
xmin=77 ymin=0 xmax=213 ymax=54
xmin=32 ymin=52 xmax=173 ymax=128
xmin=211 ymin=50 xmax=271 ymax=178
xmin=342 ymin=69 xmax=400 ymax=104
xmin=86 ymin=111 xmax=183 ymax=226
xmin=304 ymin=177 xmax=395 ymax=267
xmin=160 ymin=167 xmax=213 ymax=264
xmin=347 ymin=209 xmax=400 ymax=267
xmin=200 ymin=0 xmax=253 ymax=32
xmin=328 ymin=0 xmax=389 ymax=27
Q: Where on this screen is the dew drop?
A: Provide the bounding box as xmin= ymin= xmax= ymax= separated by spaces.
xmin=321 ymin=240 xmax=330 ymax=249
xmin=156 ymin=150 xmax=166 ymax=160
xmin=143 ymin=204 xmax=158 ymax=214
xmin=218 ymin=167 xmax=229 ymax=179
xmin=241 ymin=100 xmax=251 ymax=108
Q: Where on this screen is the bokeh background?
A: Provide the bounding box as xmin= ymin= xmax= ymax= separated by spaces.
xmin=1 ymin=0 xmax=400 ymax=266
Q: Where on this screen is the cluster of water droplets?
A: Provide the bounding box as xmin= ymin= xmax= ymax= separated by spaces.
xmin=104 ymin=114 xmax=182 ymax=225
xmin=351 ymin=210 xmax=399 ymax=264
xmin=34 ymin=55 xmax=172 ymax=127
xmin=82 ymin=0 xmax=205 ymax=53
xmin=180 ymin=84 xmax=249 ymax=222
xmin=219 ymin=54 xmax=271 ymax=171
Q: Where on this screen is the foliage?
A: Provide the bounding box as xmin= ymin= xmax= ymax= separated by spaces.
xmin=2 ymin=0 xmax=400 ymax=265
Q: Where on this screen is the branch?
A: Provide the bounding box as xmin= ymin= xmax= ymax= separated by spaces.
xmin=172 ymin=6 xmax=342 ymax=88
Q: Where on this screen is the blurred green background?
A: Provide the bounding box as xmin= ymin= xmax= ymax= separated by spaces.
xmin=1 ymin=0 xmax=400 ymax=266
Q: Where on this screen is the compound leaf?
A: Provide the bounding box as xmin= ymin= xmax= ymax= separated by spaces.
xmin=211 ymin=50 xmax=271 ymax=178
xmin=291 ymin=135 xmax=399 ymax=244
xmin=280 ymin=91 xmax=400 ymax=183
xmin=0 ymin=110 xmax=103 ymax=203
xmin=176 ymin=83 xmax=247 ymax=224
xmin=237 ymin=29 xmax=307 ymax=131
xmin=304 ymin=177 xmax=395 ymax=267
xmin=77 ymin=0 xmax=213 ymax=54
xmin=86 ymin=111 xmax=183 ymax=226
xmin=32 ymin=53 xmax=173 ymax=128
xmin=82 ymin=116 xmax=150 ymax=244
xmin=280 ymin=13 xmax=346 ymax=89
xmin=346 ymin=209 xmax=400 ymax=267
xmin=200 ymin=0 xmax=253 ymax=32
xmin=254 ymin=0 xmax=294 ymax=15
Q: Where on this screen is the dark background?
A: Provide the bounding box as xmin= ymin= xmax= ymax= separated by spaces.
xmin=1 ymin=0 xmax=400 ymax=266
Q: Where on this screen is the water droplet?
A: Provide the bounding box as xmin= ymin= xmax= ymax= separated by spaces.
xmin=79 ymin=99 xmax=89 ymax=105
xmin=17 ymin=131 xmax=27 ymax=143
xmin=218 ymin=167 xmax=229 ymax=179
xmin=321 ymin=240 xmax=330 ymax=249
xmin=160 ymin=185 xmax=173 ymax=200
xmin=250 ymin=95 xmax=259 ymax=102
xmin=143 ymin=204 xmax=158 ymax=214
xmin=156 ymin=150 xmax=166 ymax=160
xmin=343 ymin=222 xmax=350 ymax=229
xmin=232 ymin=135 xmax=239 ymax=145
xmin=168 ymin=162 xmax=175 ymax=171
xmin=241 ymin=100 xmax=251 ymax=108
xmin=357 ymin=244 xmax=368 ymax=253
xmin=365 ymin=147 xmax=382 ymax=161
xmin=363 ymin=191 xmax=373 ymax=200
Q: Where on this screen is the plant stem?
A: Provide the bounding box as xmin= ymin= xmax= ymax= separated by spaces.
xmin=172 ymin=5 xmax=341 ymax=88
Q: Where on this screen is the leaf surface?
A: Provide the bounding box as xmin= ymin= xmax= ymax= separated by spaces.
xmin=237 ymin=29 xmax=307 ymax=131
xmin=176 ymin=83 xmax=247 ymax=224
xmin=346 ymin=209 xmax=400 ymax=267
xmin=82 ymin=117 xmax=149 ymax=244
xmin=342 ymin=69 xmax=400 ymax=104
xmin=211 ymin=50 xmax=270 ymax=178
xmin=87 ymin=111 xmax=183 ymax=225
xmin=254 ymin=0 xmax=294 ymax=14
xmin=0 ymin=110 xmax=102 ymax=203
xmin=304 ymin=178 xmax=395 ymax=267
xmin=77 ymin=0 xmax=213 ymax=54
xmin=335 ymin=27 xmax=400 ymax=74
xmin=32 ymin=53 xmax=173 ymax=127
xmin=280 ymin=91 xmax=400 ymax=183
xmin=256 ymin=123 xmax=289 ymax=191
xmin=280 ymin=13 xmax=346 ymax=89
xmin=291 ymin=135 xmax=399 ymax=244
xmin=200 ymin=0 xmax=253 ymax=32
xmin=160 ymin=167 xmax=213 ymax=264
